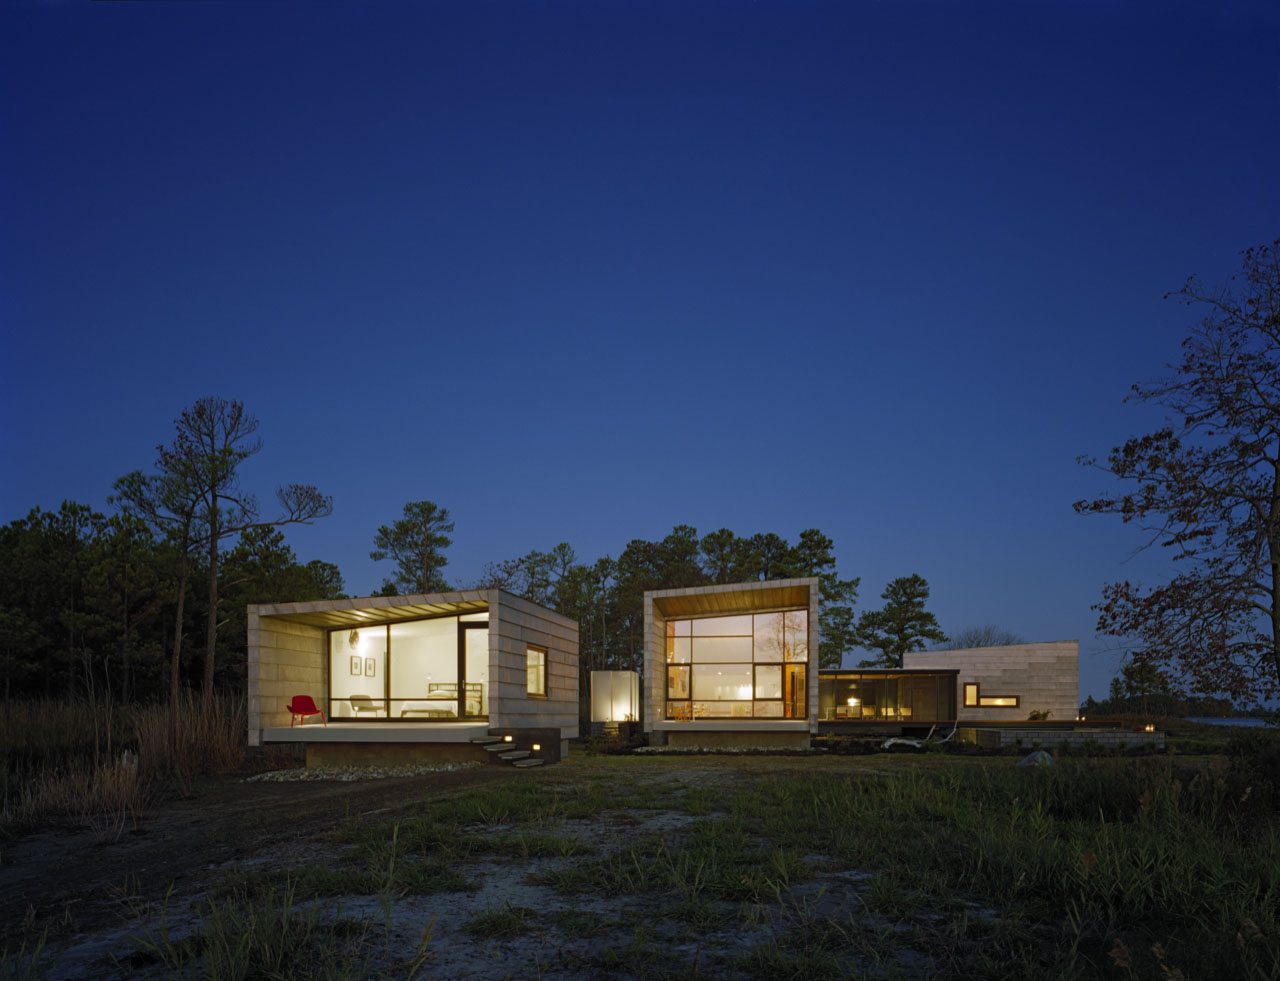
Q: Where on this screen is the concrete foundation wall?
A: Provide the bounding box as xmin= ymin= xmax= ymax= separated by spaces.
xmin=247 ymin=611 xmax=326 ymax=746
xmin=305 ymin=742 xmax=488 ymax=767
xmin=904 ymin=641 xmax=1079 ymax=723
xmin=489 ymin=592 xmax=580 ymax=741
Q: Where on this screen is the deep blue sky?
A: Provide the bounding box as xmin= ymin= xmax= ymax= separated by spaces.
xmin=2 ymin=1 xmax=1277 ymax=700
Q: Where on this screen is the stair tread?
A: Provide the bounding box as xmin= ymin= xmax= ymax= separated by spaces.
xmin=512 ymin=758 xmax=544 ymax=767
xmin=499 ymin=750 xmax=530 ymax=760
xmin=470 ymin=737 xmax=503 ymax=745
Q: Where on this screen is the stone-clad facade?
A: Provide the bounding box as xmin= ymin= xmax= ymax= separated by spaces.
xmin=904 ymin=640 xmax=1078 ymax=722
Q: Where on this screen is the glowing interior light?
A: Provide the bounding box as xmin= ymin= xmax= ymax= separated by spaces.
xmin=847 ymin=697 xmax=859 ymax=706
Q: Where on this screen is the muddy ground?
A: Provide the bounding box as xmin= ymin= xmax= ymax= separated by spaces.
xmin=1 ymin=755 xmax=949 ymax=979
xmin=0 ymin=765 xmax=522 ymax=974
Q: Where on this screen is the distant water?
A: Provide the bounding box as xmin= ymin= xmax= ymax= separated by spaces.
xmin=1187 ymin=717 xmax=1268 ymax=728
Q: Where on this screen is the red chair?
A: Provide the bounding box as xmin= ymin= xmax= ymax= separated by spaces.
xmin=287 ymin=695 xmax=326 ymax=727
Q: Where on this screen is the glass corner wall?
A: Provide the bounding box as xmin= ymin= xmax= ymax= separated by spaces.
xmin=664 ymin=609 xmax=808 ymax=721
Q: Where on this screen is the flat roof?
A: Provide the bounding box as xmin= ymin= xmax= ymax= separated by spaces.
xmin=249 ymin=588 xmax=576 ymax=630
xmin=647 ymin=578 xmax=817 ymax=618
xmin=819 ymin=668 xmax=960 ymax=677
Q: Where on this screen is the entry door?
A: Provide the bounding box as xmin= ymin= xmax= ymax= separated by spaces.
xmin=460 ymin=623 xmax=489 ymax=718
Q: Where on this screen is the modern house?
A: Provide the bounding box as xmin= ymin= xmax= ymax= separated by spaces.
xmin=639 ymin=577 xmax=1079 ymax=748
xmin=248 ymin=576 xmax=1083 ymax=762
xmin=643 ymin=578 xmax=821 ymax=749
xmin=818 ymin=641 xmax=1080 ymax=728
xmin=247 ymin=589 xmax=578 ymax=765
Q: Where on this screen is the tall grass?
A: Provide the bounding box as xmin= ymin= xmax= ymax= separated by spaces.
xmin=0 ymin=694 xmax=247 ymax=834
xmin=741 ymin=759 xmax=1280 ymax=978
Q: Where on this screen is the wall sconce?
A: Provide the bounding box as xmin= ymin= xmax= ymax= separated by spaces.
xmin=504 ymin=735 xmax=513 ymax=742
xmin=532 ymin=743 xmax=541 ymax=751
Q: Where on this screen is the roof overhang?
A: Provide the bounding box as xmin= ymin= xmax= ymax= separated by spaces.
xmin=648 ymin=579 xmax=815 ymax=619
xmin=250 ymin=590 xmax=492 ymax=629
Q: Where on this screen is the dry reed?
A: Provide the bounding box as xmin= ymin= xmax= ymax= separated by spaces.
xmin=1 ymin=693 xmax=247 ymax=833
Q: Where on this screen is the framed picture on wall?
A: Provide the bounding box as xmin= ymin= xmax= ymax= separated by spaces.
xmin=350 ymin=656 xmax=362 ymax=676
xmin=365 ymin=657 xmax=376 ymax=678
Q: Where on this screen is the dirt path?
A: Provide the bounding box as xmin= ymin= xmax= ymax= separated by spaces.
xmin=0 ymin=765 xmax=516 ymax=950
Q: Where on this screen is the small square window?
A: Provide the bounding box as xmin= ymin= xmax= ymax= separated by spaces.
xmin=963 ymin=683 xmax=979 ymax=707
xmin=526 ymin=646 xmax=547 ymax=697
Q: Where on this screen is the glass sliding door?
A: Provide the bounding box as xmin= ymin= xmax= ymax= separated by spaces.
xmin=390 ymin=617 xmax=457 ymax=718
xmin=462 ymin=623 xmax=488 ymax=718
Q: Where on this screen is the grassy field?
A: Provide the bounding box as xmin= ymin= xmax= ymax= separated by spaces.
xmin=2 ymin=707 xmax=1276 ymax=979
xmin=26 ymin=747 xmax=1263 ymax=980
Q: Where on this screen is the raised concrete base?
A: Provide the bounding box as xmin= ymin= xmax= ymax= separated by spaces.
xmin=305 ymin=742 xmax=489 ymax=767
xmin=261 ymin=722 xmax=489 ymax=744
xmin=667 ymin=730 xmax=810 ymax=750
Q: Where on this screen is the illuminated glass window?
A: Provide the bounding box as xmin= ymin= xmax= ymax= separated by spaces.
xmin=664 ymin=610 xmax=808 ymax=720
xmin=526 ymin=646 xmax=547 ymax=697
xmin=963 ymin=682 xmax=1018 ymax=708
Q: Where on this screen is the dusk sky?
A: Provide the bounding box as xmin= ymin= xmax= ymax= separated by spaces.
xmin=2 ymin=1 xmax=1277 ymax=701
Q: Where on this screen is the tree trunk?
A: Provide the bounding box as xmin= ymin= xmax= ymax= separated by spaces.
xmin=169 ymin=549 xmax=189 ymax=758
xmin=202 ymin=504 xmax=219 ymax=704
xmin=1269 ymin=460 xmax=1280 ymax=692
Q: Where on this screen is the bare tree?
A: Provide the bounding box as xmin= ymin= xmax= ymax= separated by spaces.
xmin=171 ymin=398 xmax=333 ymax=702
xmin=941 ymin=625 xmax=1026 ymax=649
xmin=1076 ymin=241 xmax=1280 ymax=700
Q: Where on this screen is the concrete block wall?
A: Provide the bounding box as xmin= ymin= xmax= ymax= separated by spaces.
xmin=642 ymin=594 xmax=667 ymax=743
xmin=247 ymin=610 xmax=326 ymax=746
xmin=904 ymin=641 xmax=1079 ymax=722
xmin=489 ymin=591 xmax=579 ymax=746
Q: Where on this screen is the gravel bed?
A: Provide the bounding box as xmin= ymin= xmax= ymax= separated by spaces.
xmin=245 ymin=761 xmax=482 ymax=782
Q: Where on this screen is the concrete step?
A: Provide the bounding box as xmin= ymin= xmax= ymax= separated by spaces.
xmin=499 ymin=750 xmax=530 ymax=761
xmin=483 ymin=742 xmax=516 ymax=753
xmin=470 ymin=737 xmax=504 ymax=745
xmin=512 ymin=758 xmax=545 ymax=768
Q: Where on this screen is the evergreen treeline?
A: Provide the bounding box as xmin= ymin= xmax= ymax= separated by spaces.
xmin=0 ymin=503 xmax=343 ymax=702
xmin=0 ymin=510 xmax=863 ymax=704
xmin=0 ymin=401 xmax=885 ymax=708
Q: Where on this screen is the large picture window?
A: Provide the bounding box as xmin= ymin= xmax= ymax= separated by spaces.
xmin=327 ymin=614 xmax=488 ymax=720
xmin=664 ymin=610 xmax=808 ymax=720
